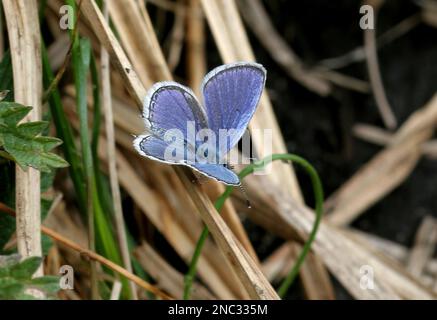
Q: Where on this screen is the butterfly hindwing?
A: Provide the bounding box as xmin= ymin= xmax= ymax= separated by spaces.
xmin=133 ymin=134 xmax=191 ymax=164
xmin=191 ymin=163 xmax=240 ymax=186
xmin=134 ymin=134 xmax=239 ymax=185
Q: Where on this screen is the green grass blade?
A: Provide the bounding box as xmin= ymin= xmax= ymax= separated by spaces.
xmin=71 ymin=34 xmax=99 ymax=299
xmin=41 ymin=43 xmax=86 ymax=213
xmin=90 ymin=54 xmax=101 ymax=164
xmin=89 ymin=49 xmax=130 ymax=298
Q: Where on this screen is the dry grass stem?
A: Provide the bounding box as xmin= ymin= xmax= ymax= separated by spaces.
xmin=100 ymin=0 xmax=137 ymax=299
xmin=3 ymin=0 xmax=43 ymax=276
xmin=363 ymin=0 xmax=397 ymax=130
xmin=326 ymin=94 xmax=437 ymax=226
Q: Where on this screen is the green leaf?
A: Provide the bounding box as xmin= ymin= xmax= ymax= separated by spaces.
xmin=0 ymin=102 xmax=69 ymax=172
xmin=1 ymin=135 xmax=69 ymax=172
xmin=0 ymin=277 xmax=20 ymax=288
xmin=0 ymin=279 xmax=25 ymax=299
xmin=0 ymin=255 xmax=61 ymax=299
xmin=32 ymin=136 xmax=63 ymax=152
xmin=0 ymin=267 xmax=9 ymax=278
xmin=29 ymin=275 xmax=60 ymax=293
xmin=0 ymin=102 xmax=32 ymax=127
xmin=17 ymin=121 xmax=49 ymax=137
xmin=10 ymin=257 xmax=42 ymax=280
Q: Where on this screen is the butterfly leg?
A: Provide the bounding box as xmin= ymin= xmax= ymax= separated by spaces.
xmin=225 ymin=163 xmax=235 ymax=170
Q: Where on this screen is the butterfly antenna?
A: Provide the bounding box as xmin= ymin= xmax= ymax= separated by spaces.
xmin=238 ymin=183 xmax=251 ymax=208
xmin=244 ymin=157 xmax=259 ymax=163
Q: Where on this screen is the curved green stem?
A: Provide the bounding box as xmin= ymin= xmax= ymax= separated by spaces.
xmin=183 ymin=153 xmax=324 ymax=300
xmin=183 ymin=227 xmax=209 ymax=300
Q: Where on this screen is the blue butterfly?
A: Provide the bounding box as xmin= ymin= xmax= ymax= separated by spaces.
xmin=133 ymin=62 xmax=266 ymax=186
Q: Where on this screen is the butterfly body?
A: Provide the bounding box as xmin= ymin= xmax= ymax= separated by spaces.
xmin=133 ymin=62 xmax=266 ymax=185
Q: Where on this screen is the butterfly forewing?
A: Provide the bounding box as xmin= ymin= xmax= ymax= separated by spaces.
xmin=191 ymin=163 xmax=240 ymax=185
xmin=201 ymin=62 xmax=266 ymax=159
